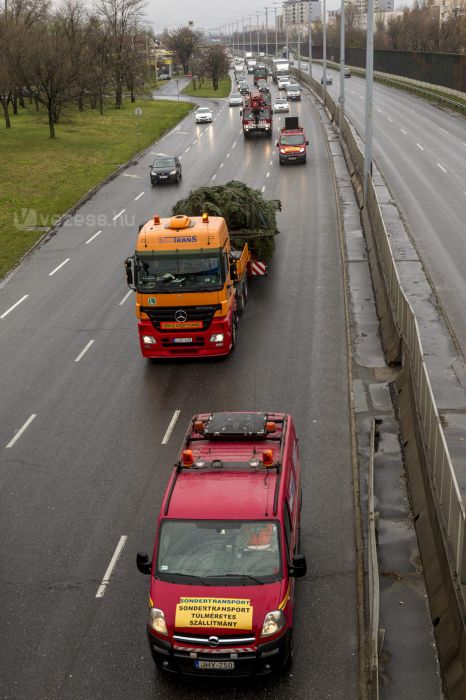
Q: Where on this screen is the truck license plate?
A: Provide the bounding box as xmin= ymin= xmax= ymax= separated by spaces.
xmin=173 ymin=337 xmax=193 ymax=343
xmin=194 ymin=660 xmax=235 ymax=670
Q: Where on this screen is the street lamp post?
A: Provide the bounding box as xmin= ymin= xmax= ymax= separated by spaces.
xmin=323 ymin=0 xmax=327 ymax=94
xmin=308 ymin=0 xmax=313 ymax=81
xmin=243 ymin=20 xmax=246 ymax=54
xmin=297 ymin=17 xmax=301 ymax=72
xmin=339 ymin=0 xmax=345 ymax=132
xmin=265 ymin=7 xmax=269 ymax=57
xmin=249 ymin=15 xmax=253 ymax=52
xmin=275 ymin=8 xmax=278 ymax=56
xmin=364 ymin=0 xmax=374 ymax=198
xmin=257 ymin=12 xmax=260 ymax=53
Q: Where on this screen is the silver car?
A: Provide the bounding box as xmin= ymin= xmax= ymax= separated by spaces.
xmin=229 ymin=93 xmax=243 ymax=106
xmin=273 ymin=98 xmax=289 ymax=113
xmin=195 ymin=106 xmax=213 ymax=123
xmin=286 ymin=85 xmax=301 ymax=101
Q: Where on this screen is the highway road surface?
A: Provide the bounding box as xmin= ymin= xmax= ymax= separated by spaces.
xmin=0 ymin=77 xmax=359 ymax=698
xmin=303 ymin=61 xmax=466 ymax=357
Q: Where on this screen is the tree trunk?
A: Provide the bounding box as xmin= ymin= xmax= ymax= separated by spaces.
xmin=78 ymin=93 xmax=84 ymax=112
xmin=19 ymin=95 xmax=25 ymax=109
xmin=1 ymin=97 xmax=11 ymax=128
xmin=48 ymin=102 xmax=56 ymax=138
xmin=12 ymin=95 xmax=18 ymax=115
xmin=115 ymin=82 xmax=122 ymax=109
xmin=130 ymin=78 xmax=135 ymax=103
xmin=35 ymin=97 xmax=40 ymax=111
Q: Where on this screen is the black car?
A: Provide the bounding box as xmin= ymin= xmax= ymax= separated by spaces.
xmin=149 ymin=156 xmax=182 ymax=185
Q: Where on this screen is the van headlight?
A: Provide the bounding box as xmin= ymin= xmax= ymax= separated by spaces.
xmin=261 ymin=610 xmax=286 ymax=637
xmin=149 ymin=608 xmax=168 ymax=635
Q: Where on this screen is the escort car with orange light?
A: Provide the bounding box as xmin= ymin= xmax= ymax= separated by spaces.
xmin=124 ymin=213 xmax=267 ymax=358
xmin=276 ymin=117 xmax=309 ymax=165
xmin=136 ymin=412 xmax=307 ymax=677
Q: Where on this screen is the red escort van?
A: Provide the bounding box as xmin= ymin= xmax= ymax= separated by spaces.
xmin=137 ymin=411 xmax=307 ymax=678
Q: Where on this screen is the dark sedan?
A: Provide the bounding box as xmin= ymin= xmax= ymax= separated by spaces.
xmin=149 ymin=156 xmax=182 ymax=185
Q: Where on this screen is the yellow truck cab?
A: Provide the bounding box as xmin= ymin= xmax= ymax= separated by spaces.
xmin=125 ymin=214 xmax=252 ymax=358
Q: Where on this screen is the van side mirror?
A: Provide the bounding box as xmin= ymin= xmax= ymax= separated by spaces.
xmin=125 ymin=256 xmax=136 ymax=290
xmin=289 ymin=553 xmax=307 ymax=578
xmin=275 ymin=141 xmax=279 ymax=147
xmin=240 ymin=109 xmax=243 ymax=117
xmin=229 ymin=260 xmax=239 ymax=281
xmin=306 ymin=140 xmax=309 ymax=145
xmin=136 ymin=551 xmax=152 ymax=575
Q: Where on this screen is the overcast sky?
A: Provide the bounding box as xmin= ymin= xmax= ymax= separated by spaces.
xmin=147 ymin=0 xmax=410 ymax=32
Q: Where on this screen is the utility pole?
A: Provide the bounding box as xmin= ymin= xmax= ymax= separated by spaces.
xmin=243 ymin=20 xmax=246 ymax=54
xmin=364 ymin=0 xmax=374 ymax=198
xmin=275 ymin=8 xmax=278 ymax=56
xmin=339 ymin=0 xmax=345 ymax=133
xmin=249 ymin=15 xmax=252 ymax=52
xmin=297 ymin=17 xmax=301 ymax=72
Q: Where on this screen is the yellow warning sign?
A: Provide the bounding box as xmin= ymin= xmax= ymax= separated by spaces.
xmin=175 ymin=597 xmax=253 ymax=629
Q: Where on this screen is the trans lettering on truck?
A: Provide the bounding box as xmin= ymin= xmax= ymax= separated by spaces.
xmin=160 ymin=235 xmax=198 ymax=244
xmin=175 ymin=597 xmax=253 ymax=629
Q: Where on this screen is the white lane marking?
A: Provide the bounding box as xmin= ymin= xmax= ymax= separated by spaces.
xmin=239 ymin=129 xmax=242 ymax=134
xmin=220 ymin=162 xmax=224 ymax=168
xmin=416 ymin=143 xmax=424 ymax=151
xmin=199 ymin=132 xmax=204 ymax=138
xmin=49 ymin=258 xmax=70 ymax=276
xmin=261 ymin=185 xmax=265 ymax=192
xmin=226 ymin=152 xmax=230 ymax=158
xmin=376 ymin=108 xmax=382 ymax=113
xmin=232 ymin=141 xmax=237 ymax=149
xmin=266 ymin=172 xmax=270 ymax=178
xmin=95 ymin=535 xmax=128 ymax=598
xmin=119 ymin=290 xmax=133 ymax=306
xmin=269 ymin=160 xmax=273 ymax=166
xmin=192 ymin=139 xmax=198 ymax=144
xmin=442 ymin=128 xmax=449 ymax=134
xmin=6 ymin=414 xmax=36 ymax=448
xmin=134 ymin=192 xmax=144 ymax=201
xmin=161 ymin=409 xmax=181 ymax=444
xmin=179 ymin=156 xmax=183 ymax=161
xmin=400 ymin=128 xmax=407 ymax=135
xmin=437 ymin=163 xmax=447 ymax=173
xmin=112 ymin=209 xmax=125 ymax=221
xmin=387 ymin=117 xmax=393 ymax=122
xmin=0 ymin=295 xmax=28 ymax=319
xmin=211 ymin=174 xmax=217 ymax=181
xmin=74 ymin=339 xmax=95 ymax=363
xmin=85 ymin=230 xmax=102 ymax=244
xmin=185 ymin=146 xmax=191 ymax=153
xmin=122 ymin=173 xmax=142 ymax=179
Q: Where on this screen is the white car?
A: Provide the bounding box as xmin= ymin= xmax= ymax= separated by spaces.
xmin=229 ymin=93 xmax=243 ymax=106
xmin=273 ymin=97 xmax=289 ymax=113
xmin=278 ymin=78 xmax=291 ymax=91
xmin=195 ymin=106 xmax=213 ymax=123
xmin=285 ymin=84 xmax=301 ymax=101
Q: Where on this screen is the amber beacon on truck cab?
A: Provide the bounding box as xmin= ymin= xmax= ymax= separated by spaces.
xmin=136 ymin=411 xmax=307 ymax=678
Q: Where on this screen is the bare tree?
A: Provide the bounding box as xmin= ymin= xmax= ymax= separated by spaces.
xmin=202 ymin=46 xmax=230 ymax=90
xmin=165 ymin=26 xmax=201 ymax=75
xmin=96 ymin=0 xmax=146 ymax=109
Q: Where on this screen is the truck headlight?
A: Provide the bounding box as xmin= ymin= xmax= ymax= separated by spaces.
xmin=170 ymin=170 xmax=176 ymax=175
xmin=143 ymin=335 xmax=156 ymax=344
xmin=279 ymin=148 xmax=286 ymax=154
xmin=149 ymin=608 xmax=168 ymax=635
xmin=299 ymin=148 xmax=305 ymax=153
xmin=210 ymin=333 xmax=224 ymax=343
xmin=261 ymin=610 xmax=286 ymax=637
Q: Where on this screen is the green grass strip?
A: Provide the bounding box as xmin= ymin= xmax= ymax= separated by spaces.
xmin=182 ymin=75 xmax=231 ymax=99
xmin=0 ymin=98 xmax=193 ymax=279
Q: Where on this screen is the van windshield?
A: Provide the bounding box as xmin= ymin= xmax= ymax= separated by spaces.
xmin=156 ymin=519 xmax=282 ymax=584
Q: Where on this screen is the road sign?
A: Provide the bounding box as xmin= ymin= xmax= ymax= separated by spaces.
xmin=134 ymin=107 xmax=143 ymax=116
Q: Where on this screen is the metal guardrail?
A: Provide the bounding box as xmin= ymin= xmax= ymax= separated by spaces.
xmin=366 ymin=176 xmax=466 ymax=584
xmin=368 ymin=418 xmax=381 ymax=700
xmin=292 ymin=62 xmax=466 ymax=584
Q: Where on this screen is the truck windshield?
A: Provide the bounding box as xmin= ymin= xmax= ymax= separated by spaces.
xmin=135 ymin=252 xmax=224 ymax=293
xmin=156 ymin=519 xmax=282 ymax=584
xmin=280 ymin=134 xmax=305 ymax=146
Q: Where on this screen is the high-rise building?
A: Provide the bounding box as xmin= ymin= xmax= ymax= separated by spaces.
xmin=283 ymin=0 xmax=323 ymax=26
xmin=344 ymin=0 xmax=394 ymax=11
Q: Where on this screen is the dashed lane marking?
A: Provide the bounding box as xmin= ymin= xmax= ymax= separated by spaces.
xmin=75 ymin=340 xmax=95 ymax=363
xmin=5 ymin=414 xmax=36 ymax=449
xmin=95 ymin=536 xmax=128 ymax=598
xmin=49 ymin=258 xmax=70 ymax=276
xmin=86 ymin=230 xmax=102 ymax=244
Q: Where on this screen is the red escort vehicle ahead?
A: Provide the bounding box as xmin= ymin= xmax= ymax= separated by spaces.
xmin=276 ymin=116 xmax=309 ymax=164
xmin=137 ymin=412 xmax=307 ymax=678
